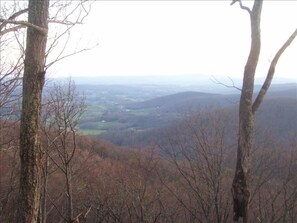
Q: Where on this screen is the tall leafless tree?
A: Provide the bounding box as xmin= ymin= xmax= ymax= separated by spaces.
xmin=41 ymin=79 xmax=85 ymax=223
xmin=230 ymin=1 xmax=297 ymax=222
xmin=14 ymin=0 xmax=50 ymax=222
xmin=0 ymin=1 xmax=91 ymax=222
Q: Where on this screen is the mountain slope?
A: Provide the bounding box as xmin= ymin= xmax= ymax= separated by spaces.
xmin=127 ymin=91 xmax=238 ymax=112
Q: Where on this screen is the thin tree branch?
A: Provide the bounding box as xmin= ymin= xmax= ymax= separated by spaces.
xmin=8 ymin=8 xmax=28 ymax=20
xmin=0 ymin=25 xmax=26 ymax=36
xmin=45 ymin=46 xmax=95 ymax=69
xmin=252 ymin=28 xmax=297 ymax=114
xmin=0 ymin=20 xmax=79 ymax=36
xmin=0 ymin=19 xmax=47 ymax=35
xmin=46 ymin=192 xmax=68 ymax=222
xmin=211 ymin=75 xmax=242 ymax=91
xmin=48 ymin=19 xmax=82 ymax=26
xmin=231 ymin=0 xmax=251 ymax=14
xmin=0 ymin=8 xmax=28 ymax=31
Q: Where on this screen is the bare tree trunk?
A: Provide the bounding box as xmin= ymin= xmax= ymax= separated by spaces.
xmin=231 ymin=1 xmax=297 ymax=222
xmin=232 ymin=1 xmax=262 ymax=223
xmin=15 ymin=0 xmax=49 ymax=222
xmin=40 ymin=154 xmax=49 ymax=223
xmin=66 ymin=163 xmax=74 ymax=223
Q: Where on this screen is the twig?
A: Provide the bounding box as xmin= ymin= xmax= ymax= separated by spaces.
xmin=211 ymin=75 xmax=242 ymax=91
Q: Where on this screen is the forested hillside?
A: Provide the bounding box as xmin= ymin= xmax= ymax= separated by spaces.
xmin=1 ymin=108 xmax=296 ymax=222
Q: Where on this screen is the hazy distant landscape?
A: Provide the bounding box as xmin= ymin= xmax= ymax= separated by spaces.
xmin=68 ymin=76 xmax=297 ymax=147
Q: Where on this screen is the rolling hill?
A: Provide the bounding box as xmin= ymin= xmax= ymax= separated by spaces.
xmin=77 ymin=82 xmax=296 ymax=143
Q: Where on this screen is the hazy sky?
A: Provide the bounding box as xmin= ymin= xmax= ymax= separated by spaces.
xmin=50 ymin=1 xmax=297 ymax=80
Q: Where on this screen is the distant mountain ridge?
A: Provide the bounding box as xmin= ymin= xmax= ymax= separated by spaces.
xmin=56 ymin=75 xmax=297 ymax=94
xmin=126 ymin=83 xmax=296 ymax=112
xmin=127 ymin=91 xmax=236 ymax=112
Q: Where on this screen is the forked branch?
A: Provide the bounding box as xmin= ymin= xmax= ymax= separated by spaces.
xmin=231 ymin=0 xmax=251 ymax=14
xmin=252 ymin=28 xmax=297 ymax=114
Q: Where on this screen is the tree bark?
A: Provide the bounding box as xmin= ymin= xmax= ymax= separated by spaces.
xmin=15 ymin=0 xmax=49 ymax=222
xmin=232 ymin=1 xmax=263 ymax=223
xmin=40 ymin=154 xmax=49 ymax=223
